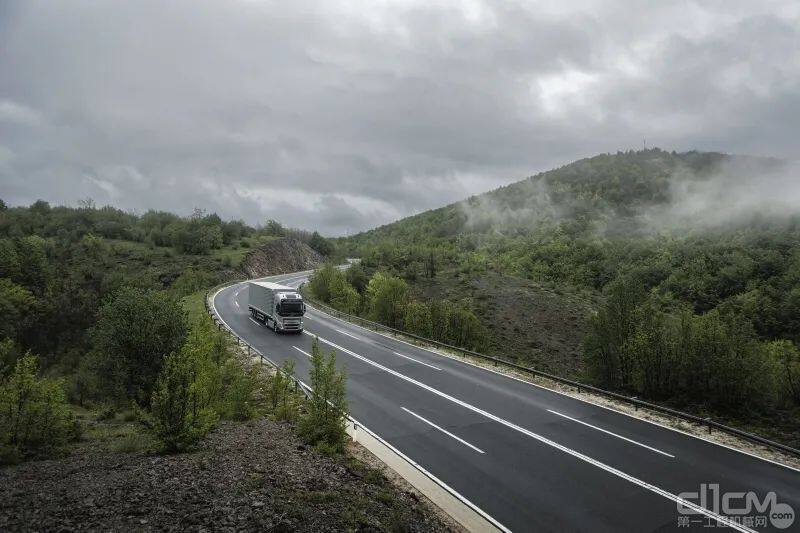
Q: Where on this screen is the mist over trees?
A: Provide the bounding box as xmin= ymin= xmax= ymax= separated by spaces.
xmin=337 ymin=149 xmax=800 ymax=438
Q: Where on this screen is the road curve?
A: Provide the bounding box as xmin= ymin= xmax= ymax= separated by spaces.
xmin=214 ymin=271 xmax=799 ymax=532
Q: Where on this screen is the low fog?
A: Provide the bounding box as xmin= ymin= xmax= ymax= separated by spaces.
xmin=2 ymin=1 xmax=800 ymax=234
xmin=460 ymin=154 xmax=800 ymax=235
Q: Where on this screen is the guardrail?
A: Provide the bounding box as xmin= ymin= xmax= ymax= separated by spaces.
xmin=301 ymin=294 xmax=800 ymax=459
xmin=204 ymin=282 xmax=505 ymax=532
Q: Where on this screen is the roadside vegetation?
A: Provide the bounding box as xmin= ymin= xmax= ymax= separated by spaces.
xmin=335 ymin=149 xmax=800 ymax=446
xmin=0 ymin=200 xmax=337 ymax=464
xmin=306 ymin=262 xmax=486 ymax=351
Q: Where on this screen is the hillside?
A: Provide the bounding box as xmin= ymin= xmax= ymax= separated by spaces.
xmin=326 ymin=149 xmax=800 ymax=445
xmin=338 ymin=149 xmax=800 ymax=350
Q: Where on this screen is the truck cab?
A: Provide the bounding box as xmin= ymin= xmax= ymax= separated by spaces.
xmin=247 ymin=281 xmax=305 ymax=333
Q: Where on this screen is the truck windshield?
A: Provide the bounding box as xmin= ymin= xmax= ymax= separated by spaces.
xmin=278 ymin=300 xmax=304 ymax=317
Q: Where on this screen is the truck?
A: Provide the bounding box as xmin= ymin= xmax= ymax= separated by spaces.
xmin=247 ymin=281 xmax=305 ymax=333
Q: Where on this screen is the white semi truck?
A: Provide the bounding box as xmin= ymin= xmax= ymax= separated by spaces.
xmin=247 ymin=281 xmax=305 ymax=333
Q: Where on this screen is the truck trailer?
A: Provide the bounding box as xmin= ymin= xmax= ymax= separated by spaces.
xmin=247 ymin=281 xmax=305 ymax=333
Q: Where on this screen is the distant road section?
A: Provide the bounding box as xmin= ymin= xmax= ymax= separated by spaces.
xmin=214 ymin=271 xmax=799 ymax=532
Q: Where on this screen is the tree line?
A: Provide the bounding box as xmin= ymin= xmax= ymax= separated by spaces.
xmin=584 ymin=276 xmax=800 ymax=412
xmin=0 ymin=199 xmax=344 ymax=462
xmin=306 ymin=263 xmax=486 ymax=351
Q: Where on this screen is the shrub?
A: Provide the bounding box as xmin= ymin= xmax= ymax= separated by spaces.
xmin=404 ymin=300 xmax=433 ymax=338
xmin=269 ymin=359 xmax=299 ymax=422
xmin=0 ymin=354 xmax=78 ymax=463
xmin=299 ymin=338 xmax=348 ymax=453
xmin=365 ymin=272 xmax=408 ymax=328
xmin=90 ymin=287 xmax=187 ymax=404
xmin=149 ymin=348 xmax=219 ymax=452
xmin=766 ymin=340 xmax=800 ymax=406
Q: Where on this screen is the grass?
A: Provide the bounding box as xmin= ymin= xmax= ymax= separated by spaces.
xmin=76 ymin=406 xmax=158 ymax=454
xmin=182 ymin=291 xmax=209 ymax=326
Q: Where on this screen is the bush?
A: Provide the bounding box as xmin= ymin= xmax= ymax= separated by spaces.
xmin=0 ymin=354 xmax=78 ymax=463
xmin=90 ymin=287 xmax=187 ymax=404
xmin=766 ymin=340 xmax=800 ymax=406
xmin=171 ymin=268 xmax=217 ymax=298
xmin=404 ymin=300 xmax=433 ymax=338
xmin=365 ymin=272 xmax=408 ymax=328
xmin=149 ymin=348 xmax=218 ymax=452
xmin=269 ymin=359 xmax=299 ymax=422
xmin=298 ymin=338 xmax=348 ymax=453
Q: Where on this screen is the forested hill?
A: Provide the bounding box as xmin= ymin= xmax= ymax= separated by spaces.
xmin=341 ymin=148 xmax=788 ymax=247
xmin=330 ymin=149 xmax=800 ymax=445
xmin=337 ymin=150 xmax=800 ymax=346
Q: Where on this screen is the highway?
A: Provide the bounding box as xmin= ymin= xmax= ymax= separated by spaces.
xmin=213 ymin=270 xmax=800 ymax=532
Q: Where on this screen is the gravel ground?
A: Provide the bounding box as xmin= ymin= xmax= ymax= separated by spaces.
xmin=0 ymin=419 xmax=452 ymax=532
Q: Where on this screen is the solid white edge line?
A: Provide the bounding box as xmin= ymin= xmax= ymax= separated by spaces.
xmin=547 ymin=409 xmax=675 ymax=458
xmin=305 ymin=331 xmax=754 ymax=533
xmin=293 ymin=346 xmax=311 ymax=358
xmin=392 ymin=351 xmax=442 ymax=371
xmin=402 ymin=407 xmax=485 ymax=454
xmin=211 ymin=285 xmax=511 ymax=533
xmin=305 ymin=301 xmax=800 ymax=474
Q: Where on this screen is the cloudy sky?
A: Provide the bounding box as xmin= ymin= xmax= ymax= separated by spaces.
xmin=1 ymin=1 xmax=798 ymax=235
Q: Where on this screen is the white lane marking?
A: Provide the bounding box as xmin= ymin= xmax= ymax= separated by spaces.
xmin=335 ymin=328 xmax=361 ymax=340
xmin=547 ymin=409 xmax=674 ymax=458
xmin=305 ymin=303 xmax=800 ymax=474
xmin=235 ymin=301 xmax=240 ymax=308
xmin=402 ymin=407 xmax=485 ymax=454
xmin=393 ymin=351 xmax=441 ymax=371
xmin=293 ymin=346 xmax=311 ymax=358
xmin=304 ymin=331 xmax=754 ymax=533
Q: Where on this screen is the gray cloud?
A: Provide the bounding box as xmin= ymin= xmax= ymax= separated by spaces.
xmin=1 ymin=0 xmax=798 ymax=235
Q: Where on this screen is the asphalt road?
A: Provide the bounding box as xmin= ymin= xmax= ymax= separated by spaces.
xmin=213 ymin=271 xmax=800 ymax=532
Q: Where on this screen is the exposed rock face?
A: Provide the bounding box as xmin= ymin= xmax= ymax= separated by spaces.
xmin=239 ymin=237 xmax=324 ymax=278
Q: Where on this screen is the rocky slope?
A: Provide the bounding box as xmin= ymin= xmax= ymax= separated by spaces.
xmin=239 ymin=238 xmax=324 ymax=278
xmin=0 ymin=419 xmax=452 ymax=532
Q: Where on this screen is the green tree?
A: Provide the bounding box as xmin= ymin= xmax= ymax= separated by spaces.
xmin=447 ymin=305 xmax=484 ymax=350
xmin=0 ymin=354 xmax=77 ymax=463
xmin=307 ymin=263 xmax=338 ymax=302
xmin=583 ymin=276 xmax=647 ymax=390
xmin=429 ymin=300 xmax=451 ymax=342
xmin=91 ymin=287 xmax=187 ymax=404
xmin=329 ymin=275 xmax=360 ymax=314
xmin=766 ymin=340 xmax=800 ymax=405
xmin=149 ymin=348 xmax=218 ymax=452
xmin=365 ymin=272 xmax=408 ymax=328
xmin=309 ymin=231 xmax=335 ymax=256
xmin=0 ymin=238 xmax=20 ymax=280
xmin=269 ymin=359 xmax=299 ymax=422
xmin=299 ymin=338 xmax=348 ymax=454
xmin=345 ymin=262 xmax=368 ymax=293
xmin=404 ymin=300 xmax=433 ymax=338
xmin=0 ymin=280 xmax=34 ymax=341
xmin=264 ymin=219 xmax=285 ymax=236
xmin=16 ymin=235 xmax=50 ymax=296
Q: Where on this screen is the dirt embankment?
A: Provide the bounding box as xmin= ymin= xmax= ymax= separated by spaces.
xmin=413 ymin=270 xmax=598 ymax=379
xmin=0 ymin=419 xmax=452 ymax=532
xmin=239 ymin=238 xmax=323 ymax=278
